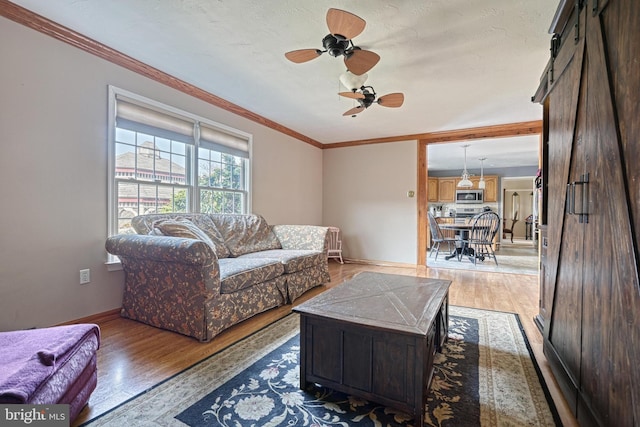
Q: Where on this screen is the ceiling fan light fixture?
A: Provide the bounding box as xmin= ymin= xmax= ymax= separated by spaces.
xmin=457 ymin=145 xmax=473 ymax=188
xmin=339 ymin=71 xmax=368 ymax=91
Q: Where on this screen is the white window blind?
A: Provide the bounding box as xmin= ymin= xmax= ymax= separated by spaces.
xmin=199 ymin=123 xmax=249 ymax=158
xmin=115 ymin=98 xmax=195 ymax=144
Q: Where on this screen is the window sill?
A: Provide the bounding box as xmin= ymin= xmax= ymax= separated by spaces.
xmin=106 ymin=259 xmax=123 ymax=272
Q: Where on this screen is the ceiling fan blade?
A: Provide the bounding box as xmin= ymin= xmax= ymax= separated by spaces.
xmin=285 ymin=49 xmax=322 ymax=63
xmin=344 ymin=49 xmax=380 ymax=75
xmin=338 ymin=91 xmax=365 ymax=99
xmin=326 ymin=8 xmax=366 ymax=40
xmin=377 ymin=93 xmax=405 ymax=108
xmin=343 ymin=106 xmax=365 ymax=116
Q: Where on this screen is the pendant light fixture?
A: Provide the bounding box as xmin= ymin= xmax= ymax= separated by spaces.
xmin=457 ymin=145 xmax=473 ymax=188
xmin=478 ymin=157 xmax=487 ymax=189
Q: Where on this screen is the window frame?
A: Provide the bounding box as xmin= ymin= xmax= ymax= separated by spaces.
xmin=107 ymin=86 xmax=252 ymax=263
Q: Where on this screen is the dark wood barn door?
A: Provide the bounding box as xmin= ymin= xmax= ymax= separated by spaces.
xmin=543 ymin=1 xmax=640 ymax=426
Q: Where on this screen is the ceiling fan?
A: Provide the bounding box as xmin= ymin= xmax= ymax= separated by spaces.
xmin=339 ymin=86 xmax=405 ymax=117
xmin=284 ymin=8 xmax=380 ymax=76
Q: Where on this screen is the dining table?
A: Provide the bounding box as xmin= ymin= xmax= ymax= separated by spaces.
xmin=439 ymin=223 xmax=485 ymax=262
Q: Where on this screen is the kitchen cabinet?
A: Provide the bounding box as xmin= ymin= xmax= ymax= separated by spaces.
xmin=533 ymin=1 xmax=640 ymax=425
xmin=482 ymin=176 xmax=497 ymax=202
xmin=430 ymin=176 xmax=497 ymax=203
xmin=437 ymin=178 xmax=455 ymax=202
xmin=469 ymin=176 xmax=498 ymax=202
xmin=427 ymin=178 xmax=439 ymax=202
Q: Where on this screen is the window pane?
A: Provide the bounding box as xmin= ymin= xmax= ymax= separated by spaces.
xmin=115 ymin=143 xmax=136 ymax=180
xmin=116 ymin=182 xmax=141 ymax=234
xmin=170 ymin=154 xmax=186 ymax=183
xmin=161 ymin=187 xmax=188 ymax=213
xmin=198 ymin=189 xmax=242 ymax=214
xmin=133 ymin=143 xmax=156 ymax=182
xmin=172 ymin=141 xmax=186 ymax=155
xmin=210 ymin=162 xmax=222 ymax=188
xmin=115 ymin=142 xmax=135 ymax=157
xmin=200 ymin=189 xmax=213 ymax=214
xmin=210 ymin=150 xmax=221 ymax=163
xmin=223 ymin=192 xmax=234 ymax=213
xmin=198 ymin=160 xmax=210 ymax=186
xmin=231 ymin=192 xmax=240 ymax=214
xmin=199 ymin=147 xmax=211 ymax=161
xmin=115 ymin=128 xmax=136 ymax=145
xmin=155 ymin=137 xmax=171 ymax=152
xmin=136 ymin=132 xmax=154 ymax=147
xmin=232 ymin=162 xmax=242 ymax=189
xmin=139 ymin=183 xmax=160 ymax=214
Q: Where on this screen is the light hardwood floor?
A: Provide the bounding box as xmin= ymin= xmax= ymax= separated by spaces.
xmin=72 ymin=262 xmax=578 ymax=426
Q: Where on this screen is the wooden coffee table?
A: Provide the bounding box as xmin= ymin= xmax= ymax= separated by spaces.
xmin=292 ymin=272 xmax=450 ymax=427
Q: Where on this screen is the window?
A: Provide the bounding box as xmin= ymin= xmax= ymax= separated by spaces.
xmin=108 ymin=87 xmax=251 ymax=236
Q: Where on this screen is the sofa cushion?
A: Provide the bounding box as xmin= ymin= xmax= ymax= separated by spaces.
xmin=218 ymin=258 xmax=285 ymax=294
xmin=210 ymin=214 xmax=281 ymax=257
xmin=238 ymin=249 xmax=326 ymax=274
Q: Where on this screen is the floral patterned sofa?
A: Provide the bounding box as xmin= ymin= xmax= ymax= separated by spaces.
xmin=105 ymin=213 xmax=330 ymax=341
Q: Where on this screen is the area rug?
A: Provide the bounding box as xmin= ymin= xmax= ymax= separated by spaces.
xmin=427 ymin=248 xmax=539 ymax=275
xmin=81 ymin=307 xmax=559 ymax=427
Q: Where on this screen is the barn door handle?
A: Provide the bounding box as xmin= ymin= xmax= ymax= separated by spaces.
xmin=566 ymin=173 xmax=589 ymax=223
xmin=566 ymin=183 xmax=575 ymax=214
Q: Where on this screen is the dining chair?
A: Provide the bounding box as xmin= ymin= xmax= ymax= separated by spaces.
xmin=464 ymin=211 xmax=500 ymax=265
xmin=502 ymin=211 xmax=519 ymax=243
xmin=427 ymin=213 xmax=456 ymax=260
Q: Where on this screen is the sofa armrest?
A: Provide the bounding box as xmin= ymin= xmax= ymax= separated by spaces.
xmin=271 ymin=225 xmax=329 ymax=252
xmin=105 ymin=234 xmax=221 ymax=294
xmin=106 ymin=234 xmax=217 ymax=265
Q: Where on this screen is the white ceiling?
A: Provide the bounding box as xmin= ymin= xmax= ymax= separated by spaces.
xmin=9 ymin=0 xmax=555 ymax=166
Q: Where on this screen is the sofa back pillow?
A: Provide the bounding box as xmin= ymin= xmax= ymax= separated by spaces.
xmin=133 ymin=214 xmax=230 ymax=258
xmin=151 ymin=219 xmax=220 ymax=257
xmin=210 ymin=214 xmax=281 ymax=257
xmin=185 ymin=215 xmax=231 ymax=258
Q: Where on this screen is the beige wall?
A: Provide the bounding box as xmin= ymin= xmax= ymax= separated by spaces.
xmin=0 ymin=17 xmax=323 ymax=331
xmin=323 ymin=141 xmax=418 ymax=264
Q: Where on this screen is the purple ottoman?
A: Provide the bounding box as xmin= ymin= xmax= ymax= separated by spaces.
xmin=0 ymin=324 xmax=100 ymax=423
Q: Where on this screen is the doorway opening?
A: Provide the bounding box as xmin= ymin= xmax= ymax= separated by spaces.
xmin=417 ymin=122 xmax=543 ymax=266
xmin=500 ymin=177 xmax=536 ymax=249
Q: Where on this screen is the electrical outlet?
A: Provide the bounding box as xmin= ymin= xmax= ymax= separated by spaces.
xmin=80 ymin=269 xmax=91 ymax=284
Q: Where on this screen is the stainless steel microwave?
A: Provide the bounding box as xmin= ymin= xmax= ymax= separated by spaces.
xmin=455 ymin=189 xmax=484 ymax=204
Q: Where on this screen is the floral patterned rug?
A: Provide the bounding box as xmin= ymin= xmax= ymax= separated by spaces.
xmin=81 ymin=307 xmax=560 ymax=427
